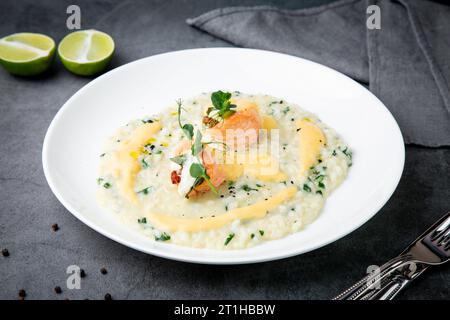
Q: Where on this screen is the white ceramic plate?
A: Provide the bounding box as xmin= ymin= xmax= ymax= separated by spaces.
xmin=42 ymin=48 xmax=404 ymax=264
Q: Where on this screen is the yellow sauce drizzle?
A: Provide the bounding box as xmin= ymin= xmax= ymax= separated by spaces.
xmin=296 ymin=119 xmax=326 ymax=177
xmin=105 ymin=122 xmax=162 ymax=204
xmin=148 ymin=186 xmax=297 ymax=232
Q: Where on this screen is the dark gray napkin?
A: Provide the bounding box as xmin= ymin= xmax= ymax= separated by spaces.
xmin=187 ymin=0 xmax=450 ymax=146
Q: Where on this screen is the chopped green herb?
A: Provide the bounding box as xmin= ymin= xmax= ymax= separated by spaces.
xmin=259 ymin=230 xmax=265 ymax=236
xmin=256 ymin=183 xmax=264 ymax=188
xmin=341 ymin=147 xmax=353 ymax=166
xmin=224 ymin=233 xmax=235 ymax=245
xmin=141 ymin=158 xmax=150 ymax=169
xmin=318 ymin=181 xmax=325 ymax=189
xmin=138 ymin=217 xmax=147 ymax=224
xmin=315 ymin=175 xmax=325 ymax=183
xmin=316 ymin=190 xmax=323 ymax=196
xmin=332 ymin=150 xmax=337 ymax=156
xmin=100 ymin=153 xmax=106 ymax=157
xmin=103 ymin=182 xmax=111 ymax=189
xmin=155 ymin=232 xmax=171 ymax=241
xmin=137 ymin=187 xmax=152 ymax=195
xmin=303 ymin=184 xmax=311 ymax=192
xmin=250 ymin=233 xmax=255 ymax=239
xmin=97 ymin=177 xmax=104 ymax=185
xmin=282 ymin=106 xmax=290 ymax=115
xmin=241 ymin=184 xmax=258 ymax=192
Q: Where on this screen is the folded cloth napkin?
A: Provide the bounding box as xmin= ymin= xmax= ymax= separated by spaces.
xmin=187 ymin=0 xmax=450 ymax=147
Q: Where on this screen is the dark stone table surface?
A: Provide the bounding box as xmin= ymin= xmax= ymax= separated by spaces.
xmin=0 ymin=0 xmax=448 ymax=300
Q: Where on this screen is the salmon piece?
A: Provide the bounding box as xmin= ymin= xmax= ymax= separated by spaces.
xmin=205 ymin=101 xmax=261 ymax=149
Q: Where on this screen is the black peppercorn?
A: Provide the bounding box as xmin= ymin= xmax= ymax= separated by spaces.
xmin=100 ymin=267 xmax=107 ymax=275
xmin=51 ymin=223 xmax=59 ymax=232
xmin=54 ymin=286 xmax=62 ymax=294
xmin=18 ymin=289 xmax=26 ymax=299
xmin=1 ymin=248 xmax=9 ymax=257
xmin=104 ymin=293 xmax=112 ymax=300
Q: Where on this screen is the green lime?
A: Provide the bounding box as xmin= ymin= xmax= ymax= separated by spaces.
xmin=58 ymin=29 xmax=114 ymax=76
xmin=0 ymin=33 xmax=55 ymax=76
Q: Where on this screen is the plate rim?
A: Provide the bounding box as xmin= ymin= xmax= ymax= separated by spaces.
xmin=42 ymin=47 xmax=405 ymax=264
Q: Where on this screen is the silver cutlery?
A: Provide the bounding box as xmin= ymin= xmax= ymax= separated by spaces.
xmin=334 ymin=211 xmax=450 ymax=300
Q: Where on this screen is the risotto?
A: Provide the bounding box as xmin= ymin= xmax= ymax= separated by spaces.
xmin=97 ymin=91 xmax=352 ymax=249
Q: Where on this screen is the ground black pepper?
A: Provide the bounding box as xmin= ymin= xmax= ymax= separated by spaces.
xmin=18 ymin=289 xmax=26 ymax=299
xmin=79 ymin=269 xmax=86 ymax=278
xmin=54 ymin=286 xmax=62 ymax=294
xmin=51 ymin=223 xmax=59 ymax=232
xmin=104 ymin=293 xmax=112 ymax=300
xmin=100 ymin=267 xmax=107 ymax=275
xmin=2 ymin=248 xmax=9 ymax=257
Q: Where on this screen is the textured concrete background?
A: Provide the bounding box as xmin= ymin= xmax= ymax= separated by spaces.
xmin=0 ymin=0 xmax=449 ymax=300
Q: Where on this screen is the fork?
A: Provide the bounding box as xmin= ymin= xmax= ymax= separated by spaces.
xmin=334 ymin=211 xmax=450 ymax=300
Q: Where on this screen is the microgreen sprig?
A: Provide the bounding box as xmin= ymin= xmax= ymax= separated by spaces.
xmin=177 ymin=99 xmax=194 ymax=140
xmin=207 ymin=91 xmax=236 ymax=120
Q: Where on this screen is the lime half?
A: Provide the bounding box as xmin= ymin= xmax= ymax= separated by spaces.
xmin=58 ymin=29 xmax=114 ymax=76
xmin=0 ymin=33 xmax=55 ymax=76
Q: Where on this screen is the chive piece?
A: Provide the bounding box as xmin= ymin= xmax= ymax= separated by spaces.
xmin=224 ymin=233 xmax=235 ymax=246
xmin=250 ymin=233 xmax=255 ymax=239
xmin=259 ymin=230 xmax=265 ymax=236
xmin=103 ymin=182 xmax=111 ymax=189
xmin=303 ymin=184 xmax=311 ymax=192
